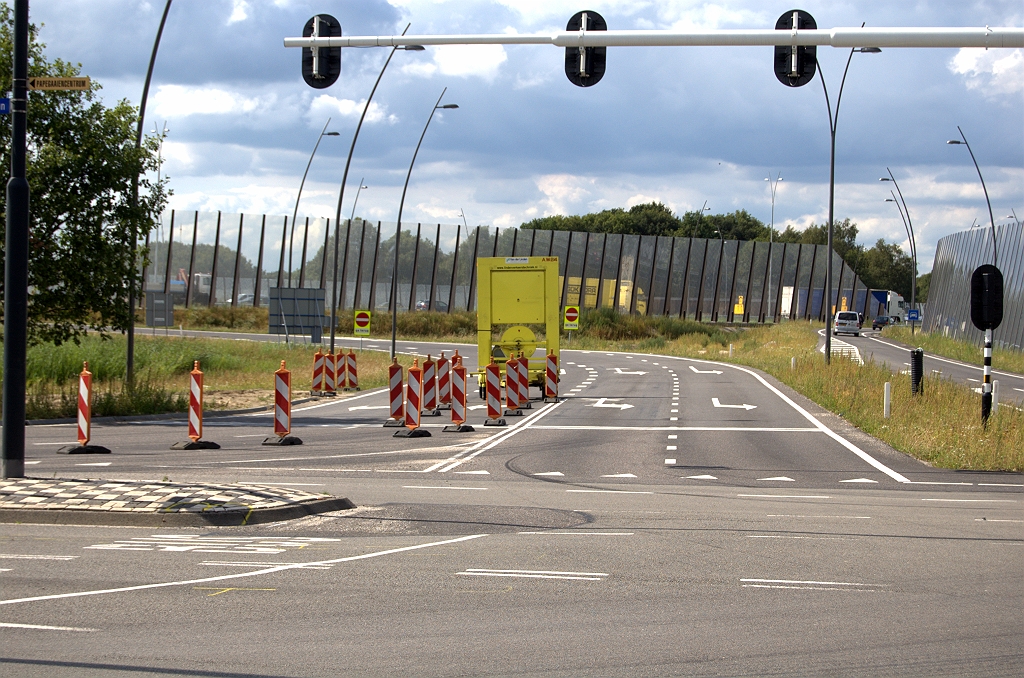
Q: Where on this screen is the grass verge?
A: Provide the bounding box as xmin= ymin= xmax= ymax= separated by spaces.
xmin=882 ymin=325 xmax=1024 ymax=375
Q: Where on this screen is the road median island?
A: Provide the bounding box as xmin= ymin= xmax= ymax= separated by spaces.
xmin=0 ymin=477 xmax=354 ymax=527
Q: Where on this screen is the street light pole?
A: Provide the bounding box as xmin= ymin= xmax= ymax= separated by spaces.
xmin=816 ymin=39 xmax=881 ymax=364
xmin=328 ymin=25 xmax=423 ymax=353
xmin=350 ymin=181 xmax=368 ymax=222
xmin=391 ymin=89 xmax=459 ymax=360
xmin=880 ymin=169 xmax=917 ymax=334
xmin=288 ymin=119 xmax=339 ymax=288
xmin=765 ymin=172 xmax=782 ymax=320
xmin=947 ymin=127 xmax=998 ymax=266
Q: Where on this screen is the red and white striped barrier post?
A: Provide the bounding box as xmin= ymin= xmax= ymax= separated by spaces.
xmin=264 ymin=360 xmax=302 ymax=445
xmin=443 ymin=355 xmax=474 ymax=432
xmin=171 ymin=361 xmax=221 ymax=450
xmin=484 ymin=357 xmax=507 ymax=426
xmin=437 ymin=352 xmax=451 ymax=409
xmin=517 ymin=351 xmax=532 ymax=409
xmin=323 ymin=349 xmax=337 ymax=396
xmin=545 ymin=350 xmax=559 ymax=402
xmin=345 ymin=349 xmax=359 ymax=391
xmin=311 ymin=348 xmax=326 ymax=395
xmin=59 ymin=362 xmax=111 ymax=454
xmin=422 ymin=355 xmax=440 ymax=416
xmin=383 ymin=358 xmax=405 ymax=427
xmin=395 ymin=358 xmax=431 ymax=438
xmin=504 ymin=355 xmax=522 ymax=416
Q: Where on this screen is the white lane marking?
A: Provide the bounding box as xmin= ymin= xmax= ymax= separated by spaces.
xmin=666 ymin=445 xmax=677 ymax=451
xmin=667 ymin=434 xmax=677 ymax=439
xmin=201 ymin=561 xmax=333 ymax=569
xmin=24 ymin=461 xmax=41 ymax=465
xmin=712 ymin=398 xmax=757 ymax=410
xmin=533 ymin=472 xmax=564 ymax=476
xmin=0 ymin=568 xmax=10 ymax=572
xmin=436 ymin=400 xmax=564 ymax=473
xmin=906 ymin=481 xmax=973 ymax=485
xmin=32 ymin=442 xmax=79 ymax=446
xmin=455 ymin=470 xmax=490 ymax=475
xmin=741 ymin=578 xmax=881 ymax=587
xmin=0 ymin=535 xmax=487 ymax=607
xmin=517 ymin=532 xmax=633 ymax=536
xmin=665 ymin=459 xmax=676 ymax=465
xmin=686 ymin=475 xmax=718 ymax=480
xmin=402 ymin=486 xmax=487 ymax=491
xmin=670 ymin=417 xmax=678 ymax=421
xmin=468 ymin=404 xmax=487 ymax=410
xmin=739 ymin=495 xmax=831 ymax=499
xmin=348 ymin=405 xmax=390 ymax=411
xmin=967 ymin=378 xmax=980 ymax=382
xmin=767 ymin=515 xmax=871 ymax=519
xmin=566 ymin=490 xmax=653 ymax=494
xmin=758 ymin=476 xmax=795 ymax=482
xmin=0 ymin=622 xmax=97 ymax=632
xmin=839 ymin=478 xmax=878 ymax=483
xmin=748 ymin=535 xmax=847 ymax=540
xmin=237 ymin=482 xmax=323 ymax=486
xmin=75 ymin=462 xmax=111 ymax=467
xmin=458 ymin=568 xmax=608 ymax=581
xmin=246 ymin=387 xmax=387 ymax=416
xmin=670 ymin=409 xmax=679 ymax=413
xmin=978 ymin=483 xmax=1024 ymax=487
xmin=689 ymin=365 xmax=723 ymax=374
xmin=601 ymin=473 xmax=637 ymax=478
xmin=530 ymin=425 xmax=820 ymax=432
xmin=0 ymin=554 xmax=78 ymax=561
xmin=921 ymin=498 xmax=1016 ymax=503
xmin=866 ymin=335 xmax=1024 ymax=380
xmin=1015 ymin=388 xmax=1024 ymax=393
xmin=975 ymin=519 xmax=1024 ymax=522
xmin=742 ymin=584 xmax=877 ymax=591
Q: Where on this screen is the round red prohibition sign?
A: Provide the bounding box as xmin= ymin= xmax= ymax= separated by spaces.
xmin=355 ymin=312 xmax=371 ymax=328
xmin=565 ymin=307 xmax=579 ymax=323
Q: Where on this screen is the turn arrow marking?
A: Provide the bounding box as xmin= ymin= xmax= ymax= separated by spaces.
xmin=592 ymin=398 xmax=634 ymax=410
xmin=689 ymin=365 xmax=723 ymax=374
xmin=711 ymin=398 xmax=756 ymax=410
xmin=611 ymin=367 xmax=647 ymax=375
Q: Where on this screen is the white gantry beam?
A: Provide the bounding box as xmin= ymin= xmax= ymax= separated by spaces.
xmin=285 ymin=27 xmax=1024 ymax=50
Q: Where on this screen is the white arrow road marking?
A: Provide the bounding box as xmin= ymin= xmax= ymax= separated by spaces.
xmin=839 ymin=478 xmax=878 ymax=484
xmin=533 ymin=472 xmax=563 ymax=476
xmin=686 ymin=475 xmax=718 ymax=480
xmin=689 ymin=365 xmax=723 ymax=374
xmin=348 ymin=405 xmax=390 ymax=411
xmin=712 ymin=398 xmax=756 ymax=410
xmin=601 ymin=473 xmax=637 ymax=478
xmin=758 ymin=476 xmax=795 ymax=481
xmin=611 ymin=367 xmax=647 ymax=375
xmin=592 ymin=398 xmax=634 ymax=410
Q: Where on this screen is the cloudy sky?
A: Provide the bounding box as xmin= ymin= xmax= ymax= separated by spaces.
xmin=31 ymin=0 xmax=1024 ymax=272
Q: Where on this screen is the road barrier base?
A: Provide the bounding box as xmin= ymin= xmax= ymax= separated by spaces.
xmin=543 ymin=397 xmax=559 ymax=403
xmin=520 ymin=401 xmax=533 ymax=409
xmin=393 ymin=428 xmax=432 ymax=438
xmin=312 ymin=391 xmax=337 ymax=398
xmin=422 ymin=408 xmax=442 ymax=417
xmin=503 ymin=409 xmax=523 ymax=417
xmin=442 ymin=424 xmax=475 ymax=433
xmin=343 ymin=387 xmax=360 ymax=392
xmin=170 ymin=440 xmax=221 ymax=450
xmin=484 ymin=418 xmax=507 ymax=427
xmin=383 ymin=418 xmax=404 ymax=428
xmin=262 ymin=436 xmax=303 ymax=446
xmin=56 ymin=445 xmax=111 ymax=455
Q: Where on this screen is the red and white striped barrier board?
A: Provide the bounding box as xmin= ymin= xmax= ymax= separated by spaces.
xmin=188 ymin=361 xmax=203 ymax=442
xmin=323 ymin=350 xmax=337 ymax=394
xmin=422 ymin=355 xmax=438 ymax=414
xmin=385 ymin=358 xmax=404 ymax=426
xmin=405 ymin=359 xmax=423 ymax=430
xmin=517 ymin=352 xmax=531 ymax=408
xmin=504 ymin=355 xmax=521 ymax=414
xmin=437 ymin=352 xmax=451 ymax=407
xmin=345 ymin=349 xmax=358 ymax=390
xmin=311 ymin=349 xmax=326 ymax=394
xmin=77 ymin=361 xmax=92 ymax=445
xmin=443 ymin=354 xmax=474 ymax=432
xmin=484 ymin=358 xmax=506 ymax=426
xmin=545 ymin=350 xmax=558 ymax=402
xmin=274 ymin=360 xmax=291 ymax=437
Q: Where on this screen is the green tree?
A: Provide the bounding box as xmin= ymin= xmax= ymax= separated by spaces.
xmin=0 ymin=7 xmax=167 ymax=346
xmin=677 ymin=209 xmax=768 ymax=240
xmin=916 ymin=271 xmax=930 ymax=304
xmin=522 ymin=202 xmax=682 ymax=236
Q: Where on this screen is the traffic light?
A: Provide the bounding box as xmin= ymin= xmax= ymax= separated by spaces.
xmin=774 ymin=10 xmax=817 ymax=87
xmin=565 ymin=11 xmax=607 ymax=87
xmin=302 ymin=14 xmax=341 ymax=89
xmin=970 ymin=264 xmax=1003 ymax=331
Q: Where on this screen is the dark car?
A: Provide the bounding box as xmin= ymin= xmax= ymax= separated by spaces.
xmin=414 ymin=300 xmax=448 ymax=312
xmin=872 ymin=315 xmax=891 ymax=330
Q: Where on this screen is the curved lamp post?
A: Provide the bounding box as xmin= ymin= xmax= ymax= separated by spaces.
xmin=816 ymin=40 xmax=881 ymax=364
xmin=287 ymin=119 xmax=339 ymax=287
xmin=764 ymin=172 xmax=783 ymax=319
xmin=391 ymin=90 xmax=459 ymax=359
xmin=947 ymin=127 xmax=997 ymax=266
xmin=880 ymin=169 xmax=917 ymax=334
xmin=350 ymin=180 xmax=368 ymax=222
xmin=327 ymin=26 xmax=424 ymax=353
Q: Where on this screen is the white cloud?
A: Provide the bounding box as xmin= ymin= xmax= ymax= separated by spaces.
xmin=308 ymin=95 xmax=395 ymax=124
xmin=402 ymin=45 xmax=508 ymax=81
xmin=227 ymin=0 xmax=250 ymax=24
xmin=536 ymin=174 xmax=594 ymax=215
xmin=152 ymin=85 xmax=259 ymax=117
xmin=950 ymin=48 xmax=1024 ymax=96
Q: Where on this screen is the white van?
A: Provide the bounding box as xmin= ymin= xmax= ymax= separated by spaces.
xmin=833 ymin=311 xmax=861 ymax=336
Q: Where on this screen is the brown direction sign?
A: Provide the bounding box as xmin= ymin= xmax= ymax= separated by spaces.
xmin=28 ymin=77 xmax=91 ymax=91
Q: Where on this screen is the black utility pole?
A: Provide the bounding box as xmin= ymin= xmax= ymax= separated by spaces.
xmin=2 ymin=0 xmax=29 ymax=479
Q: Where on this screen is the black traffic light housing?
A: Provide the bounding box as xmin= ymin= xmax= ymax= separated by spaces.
xmin=565 ymin=11 xmax=607 ymax=87
xmin=971 ymin=264 xmax=1003 ymax=331
xmin=302 ymin=14 xmax=342 ymax=89
xmin=774 ymin=10 xmax=817 ymax=87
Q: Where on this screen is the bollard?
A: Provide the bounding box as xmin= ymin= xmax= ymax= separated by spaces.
xmin=504 ymin=355 xmax=522 ymax=416
xmin=58 ymin=361 xmax=111 ymax=454
xmin=545 ymin=350 xmax=559 ymax=402
xmin=171 ymin=361 xmax=220 ymax=450
xmin=345 ymin=349 xmax=359 ymax=391
xmin=311 ymin=348 xmax=326 ymax=395
xmin=443 ymin=355 xmax=475 ymax=432
xmin=729 ymin=343 xmax=734 ymax=358
xmin=884 ymin=381 xmax=891 ymax=419
xmin=791 ymin=357 xmax=796 ymax=371
xmin=992 ymin=379 xmax=1000 ymax=413
xmin=910 ymin=348 xmax=924 ymax=396
xmin=264 ymin=360 xmax=302 ymax=445
xmin=517 ymin=352 xmax=532 ymax=409
xmin=323 ymin=349 xmax=337 ymax=396
xmin=484 ymin=358 xmax=507 ymax=426
xmin=422 ymin=355 xmax=440 ymax=416
xmin=384 ymin=358 xmax=405 ymax=427
xmin=437 ymin=352 xmax=451 ymax=409
xmin=395 ymin=358 xmax=431 ymax=438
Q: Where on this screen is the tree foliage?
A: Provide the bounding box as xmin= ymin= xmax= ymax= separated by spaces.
xmin=0 ymin=7 xmax=167 ymax=346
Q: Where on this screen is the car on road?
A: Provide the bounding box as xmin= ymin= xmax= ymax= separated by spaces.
xmin=415 ymin=300 xmax=448 ymax=311
xmin=872 ymin=315 xmax=892 ymax=330
xmin=833 ymin=311 xmax=861 ymax=336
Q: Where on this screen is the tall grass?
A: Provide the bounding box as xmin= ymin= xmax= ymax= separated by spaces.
xmin=883 ymin=326 xmax=1024 ymax=375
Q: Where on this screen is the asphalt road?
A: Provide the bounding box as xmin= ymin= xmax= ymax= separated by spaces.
xmin=3 ymin=339 xmax=1022 ymax=677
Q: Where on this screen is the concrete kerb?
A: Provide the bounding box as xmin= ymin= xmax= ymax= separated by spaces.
xmin=25 ymin=399 xmax=316 ymax=427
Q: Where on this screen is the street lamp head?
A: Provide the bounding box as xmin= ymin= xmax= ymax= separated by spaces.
xmin=885 ymin=198 xmax=896 ymax=202
xmin=857 ymin=47 xmax=882 ymax=53
xmin=324 ymin=131 xmax=341 ymax=136
xmin=360 ymin=184 xmax=368 ymax=190
xmin=402 ymin=45 xmax=426 ymax=51
xmin=438 ymin=103 xmax=459 ymax=109
xmin=946 ymin=140 xmax=963 ymax=145
xmin=879 ymin=177 xmax=891 ymax=182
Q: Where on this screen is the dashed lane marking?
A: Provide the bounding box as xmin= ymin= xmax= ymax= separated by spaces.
xmin=739 ymin=495 xmax=831 ymax=499
xmin=686 ymin=475 xmax=718 ymax=480
xmin=194 ymin=586 xmax=276 ymax=597
xmin=758 ymin=476 xmax=795 ymax=482
xmin=0 ymin=554 xmax=78 ymax=561
xmin=665 ymin=459 xmax=676 ymax=465
xmin=0 ymin=622 xmax=97 ymax=632
xmin=530 ymin=425 xmax=820 ymax=432
xmin=517 ymin=532 xmax=633 ymax=536
xmin=533 ymin=472 xmax=564 ymax=476
xmin=839 ymin=478 xmax=878 ymax=484
xmin=921 ymin=498 xmax=1017 ymax=503
xmin=458 ymin=569 xmax=608 ymax=581
xmin=566 ymin=489 xmax=654 ymax=494
xmin=403 ymin=486 xmax=487 ymax=491
xmin=601 ymin=473 xmax=637 ymax=478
